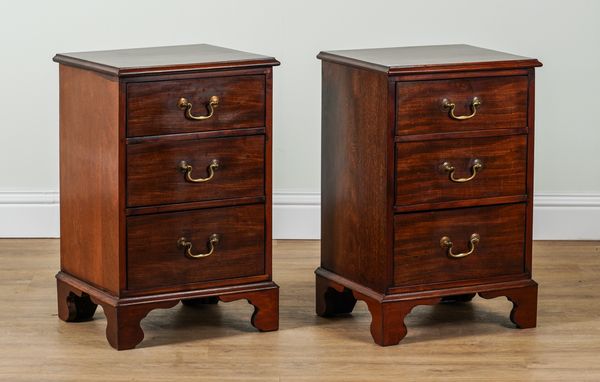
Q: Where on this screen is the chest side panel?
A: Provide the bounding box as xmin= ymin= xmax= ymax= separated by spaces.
xmin=59 ymin=65 xmax=121 ymax=294
xmin=320 ymin=62 xmax=392 ymax=292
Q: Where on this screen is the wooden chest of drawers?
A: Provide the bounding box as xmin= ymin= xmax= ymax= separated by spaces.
xmin=316 ymin=45 xmax=542 ymax=346
xmin=54 ymin=44 xmax=279 ymax=350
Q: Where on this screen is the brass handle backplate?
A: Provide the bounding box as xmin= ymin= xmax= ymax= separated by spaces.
xmin=442 ymin=159 xmax=483 ymax=183
xmin=179 ymin=159 xmax=219 ymax=183
xmin=442 ymin=97 xmax=481 ymax=120
xmin=177 ymin=95 xmax=219 ymax=120
xmin=178 ymin=234 xmax=220 ymax=259
xmin=440 ymin=233 xmax=480 ymax=258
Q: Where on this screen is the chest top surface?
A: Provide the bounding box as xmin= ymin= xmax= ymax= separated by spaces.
xmin=318 ymin=44 xmax=541 ymax=74
xmin=53 ymin=43 xmax=280 ymax=77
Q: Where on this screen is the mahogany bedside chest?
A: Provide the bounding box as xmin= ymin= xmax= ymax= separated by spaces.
xmin=316 ymin=44 xmax=542 ymax=346
xmin=53 ymin=44 xmax=279 ymax=350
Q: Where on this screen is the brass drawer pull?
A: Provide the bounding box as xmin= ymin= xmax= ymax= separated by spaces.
xmin=177 ymin=95 xmax=219 ymax=121
xmin=179 ymin=159 xmax=219 ymax=183
xmin=442 ymin=159 xmax=483 ymax=183
xmin=440 ymin=233 xmax=480 ymax=259
xmin=178 ymin=234 xmax=220 ymax=259
xmin=442 ymin=97 xmax=481 ymax=120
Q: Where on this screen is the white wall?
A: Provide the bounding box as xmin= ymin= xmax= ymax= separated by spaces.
xmin=1 ymin=0 xmax=599 ymax=239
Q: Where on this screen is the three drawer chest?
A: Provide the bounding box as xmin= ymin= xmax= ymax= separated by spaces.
xmin=54 ymin=44 xmax=279 ymax=350
xmin=316 ymin=45 xmax=542 ymax=345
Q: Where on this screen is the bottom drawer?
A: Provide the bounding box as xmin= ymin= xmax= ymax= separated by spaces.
xmin=127 ymin=204 xmax=265 ymax=291
xmin=394 ymin=204 xmax=526 ymax=287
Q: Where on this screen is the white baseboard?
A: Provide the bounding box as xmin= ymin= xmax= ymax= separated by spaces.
xmin=1 ymin=191 xmax=598 ymax=240
xmin=273 ymin=192 xmax=320 ymax=239
xmin=533 ymin=194 xmax=600 ymax=240
xmin=0 ymin=192 xmax=60 ymax=238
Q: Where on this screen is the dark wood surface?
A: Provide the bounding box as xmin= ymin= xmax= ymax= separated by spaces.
xmin=395 ymin=134 xmax=527 ymax=206
xmin=318 ymin=44 xmax=542 ymax=74
xmin=57 ymin=276 xmax=98 ymax=322
xmin=393 ymin=195 xmax=527 ymax=214
xmin=320 ymin=62 xmax=391 ymax=293
xmin=53 ymin=44 xmax=280 ymax=77
xmin=56 ymin=44 xmax=278 ymax=349
xmin=57 ymin=272 xmax=278 ymax=350
xmin=315 ymin=268 xmax=538 ymax=347
xmin=126 ymin=126 xmax=265 ymax=144
xmin=263 ymin=69 xmax=274 ymax=280
xmin=393 ymin=203 xmax=526 ymax=286
xmin=479 ymin=282 xmax=538 ymax=329
xmin=59 ymin=65 xmax=122 ymax=295
xmin=318 ymin=45 xmax=540 ymax=346
xmin=127 ymin=204 xmax=265 ymax=291
xmin=394 ymin=127 xmax=527 ymax=142
xmin=127 ymin=135 xmax=264 ymax=207
xmin=126 ymin=196 xmax=265 ymax=217
xmin=525 ymin=70 xmax=537 ymax=276
xmin=127 ymin=74 xmax=266 ymax=137
xmin=219 ymin=287 xmax=279 ymax=332
xmin=315 ymin=274 xmax=357 ymax=317
xmin=396 ymin=75 xmax=528 ymax=135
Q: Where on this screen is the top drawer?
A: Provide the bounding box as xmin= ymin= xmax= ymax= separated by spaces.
xmin=396 ymin=76 xmax=528 ymax=136
xmin=127 ymin=75 xmax=266 ymax=137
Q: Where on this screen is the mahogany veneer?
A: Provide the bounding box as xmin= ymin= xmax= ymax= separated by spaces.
xmin=127 ymin=134 xmax=265 ymax=207
xmin=395 ymin=75 xmax=528 ymax=135
xmin=127 ymin=75 xmax=266 ymax=137
xmin=316 ymin=44 xmax=542 ymax=346
xmin=395 ymin=134 xmax=527 ymax=206
xmin=54 ymin=44 xmax=279 ymax=350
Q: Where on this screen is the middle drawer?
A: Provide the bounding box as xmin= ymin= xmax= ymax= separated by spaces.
xmin=127 ymin=135 xmax=265 ymax=207
xmin=395 ymin=134 xmax=527 ymax=207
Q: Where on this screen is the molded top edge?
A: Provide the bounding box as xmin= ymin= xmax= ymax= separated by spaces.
xmin=317 ymin=44 xmax=542 ymax=74
xmin=54 ymin=43 xmax=280 ymax=77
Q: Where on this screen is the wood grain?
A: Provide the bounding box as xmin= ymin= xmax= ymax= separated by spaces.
xmin=127 ymin=204 xmax=265 ymax=291
xmin=396 ymin=75 xmax=528 ymax=135
xmin=57 ymin=278 xmax=97 ymax=322
xmin=394 ymin=203 xmax=526 ymax=286
xmin=2 ymin=240 xmax=598 ymax=380
xmin=320 ymin=62 xmax=391 ymax=293
xmin=395 ymin=134 xmax=527 ymax=206
xmin=125 ymin=196 xmax=265 ymax=217
xmin=318 ymin=44 xmax=542 ymax=74
xmin=59 ymin=65 xmax=122 ymax=295
xmin=127 ymin=74 xmax=266 ymax=137
xmin=219 ymin=287 xmax=279 ymax=332
xmin=53 ymin=43 xmax=280 ymax=77
xmin=56 ymin=271 xmax=278 ymax=351
xmin=126 ymin=135 xmax=264 ymax=207
xmin=525 ymin=69 xmax=537 ymax=276
xmin=480 ymin=282 xmax=538 ymax=329
xmin=100 ymin=299 xmax=180 ymax=351
xmin=318 ymin=46 xmax=540 ymax=347
xmin=56 ymin=46 xmax=278 ymax=350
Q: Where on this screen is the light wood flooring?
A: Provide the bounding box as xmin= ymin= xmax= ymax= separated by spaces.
xmin=0 ymin=239 xmax=599 ymax=381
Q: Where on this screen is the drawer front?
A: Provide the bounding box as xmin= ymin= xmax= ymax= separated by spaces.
xmin=394 ymin=204 xmax=526 ymax=287
xmin=127 ymin=204 xmax=265 ymax=291
xmin=395 ymin=135 xmax=527 ymax=206
xmin=127 ymin=135 xmax=264 ymax=207
xmin=127 ymin=75 xmax=265 ymax=137
xmin=396 ymin=76 xmax=528 ymax=136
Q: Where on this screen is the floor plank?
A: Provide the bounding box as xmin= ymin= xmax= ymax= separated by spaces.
xmin=0 ymin=239 xmax=599 ymax=381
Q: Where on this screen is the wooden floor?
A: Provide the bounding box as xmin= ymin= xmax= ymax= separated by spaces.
xmin=0 ymin=240 xmax=599 ymax=381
